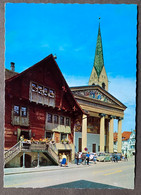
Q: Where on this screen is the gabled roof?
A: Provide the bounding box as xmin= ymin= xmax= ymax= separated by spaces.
xmin=5 ymin=69 xmax=19 ymax=80
xmin=6 ymin=54 xmax=84 ymax=115
xmin=70 ymin=85 xmax=127 ymax=110
xmin=122 ymin=131 xmax=132 ymax=141
xmin=93 ymin=23 xmax=104 ymax=78
xmin=114 ymin=131 xmax=132 ymax=142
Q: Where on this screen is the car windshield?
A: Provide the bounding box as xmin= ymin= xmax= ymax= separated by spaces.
xmin=98 ymin=153 xmax=105 ymax=156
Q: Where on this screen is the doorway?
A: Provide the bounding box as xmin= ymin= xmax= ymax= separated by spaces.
xmin=78 ymin=138 xmax=82 ymax=152
xmin=92 ymin=144 xmax=96 ymax=153
xmin=19 ymin=130 xmax=31 ymax=140
xmin=20 ymin=154 xmax=31 ymax=168
xmin=58 ymin=150 xmax=72 ymax=162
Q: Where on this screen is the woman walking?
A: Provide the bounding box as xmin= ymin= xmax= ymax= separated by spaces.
xmin=61 ymin=153 xmax=67 ymax=167
xmin=93 ymin=153 xmax=97 ymax=164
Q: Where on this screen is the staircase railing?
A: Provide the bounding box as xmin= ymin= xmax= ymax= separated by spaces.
xmin=47 ymin=143 xmax=59 ymax=164
xmin=4 ymin=141 xmax=59 ymax=166
xmin=4 ymin=141 xmax=21 ymax=165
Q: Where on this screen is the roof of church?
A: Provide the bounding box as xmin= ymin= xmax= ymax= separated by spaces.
xmin=93 ymin=23 xmax=104 ymax=78
xmin=70 ymin=85 xmax=127 ymax=109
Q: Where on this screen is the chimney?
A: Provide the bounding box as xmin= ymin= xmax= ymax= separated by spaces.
xmin=11 ymin=62 xmax=15 ymax=72
xmin=53 ymin=54 xmax=57 ymax=60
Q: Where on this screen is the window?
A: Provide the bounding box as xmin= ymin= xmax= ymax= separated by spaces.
xmin=13 ymin=105 xmax=20 ymax=116
xmin=32 ymin=83 xmax=38 ymax=92
xmin=12 ymin=105 xmax=29 ymax=126
xmin=102 ymin=82 xmax=105 ymax=89
xmin=46 ymin=132 xmax=53 ymax=139
xmin=48 ymin=113 xmax=52 ymax=123
xmin=30 ymin=82 xmax=55 ymax=107
xmin=44 ymin=87 xmax=48 ymax=96
xmin=98 ymin=145 xmax=100 ymax=152
xmin=60 ymin=116 xmax=64 ymax=125
xmin=54 ymin=115 xmax=59 ymax=124
xmin=66 ymin=118 xmax=70 ymax=126
xmin=49 ymin=89 xmax=55 ymax=98
xmin=38 ymin=85 xmax=43 ymax=95
xmin=61 ymin=133 xmax=67 ymax=140
xmin=21 ymin=107 xmax=27 ymax=117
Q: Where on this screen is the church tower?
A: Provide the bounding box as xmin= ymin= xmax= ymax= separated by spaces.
xmin=89 ymin=21 xmax=108 ymax=91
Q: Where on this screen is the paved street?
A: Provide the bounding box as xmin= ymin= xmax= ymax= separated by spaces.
xmin=4 ymin=157 xmax=134 ymax=189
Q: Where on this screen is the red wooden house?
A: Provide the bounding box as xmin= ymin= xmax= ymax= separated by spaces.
xmin=5 ymin=54 xmax=83 ymax=167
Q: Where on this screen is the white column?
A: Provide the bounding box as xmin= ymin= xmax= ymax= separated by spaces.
xmin=100 ymin=114 xmax=105 ymax=152
xmin=37 ymin=152 xmax=40 ymax=167
xmin=82 ymin=114 xmax=87 ymax=152
xmin=23 ymin=152 xmax=25 ymax=168
xmin=117 ymin=118 xmax=123 ymax=153
xmin=109 ymin=116 xmax=114 ymax=153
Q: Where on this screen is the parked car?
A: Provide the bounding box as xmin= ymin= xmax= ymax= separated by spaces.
xmin=111 ymin=153 xmax=122 ymax=162
xmin=89 ymin=153 xmax=95 ymax=161
xmin=97 ymin=153 xmax=111 ymax=162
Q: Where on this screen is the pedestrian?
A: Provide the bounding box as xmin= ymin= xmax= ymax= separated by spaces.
xmin=79 ymin=152 xmax=82 ymax=163
xmin=93 ymin=153 xmax=97 ymax=164
xmin=86 ymin=152 xmax=90 ymax=165
xmin=81 ymin=153 xmax=86 ymax=165
xmin=75 ymin=152 xmax=79 ymax=165
xmin=59 ymin=154 xmax=62 ymax=166
xmin=61 ymin=153 xmax=67 ymax=167
xmin=125 ymin=153 xmax=128 ymax=161
xmin=115 ymin=154 xmax=118 ymax=162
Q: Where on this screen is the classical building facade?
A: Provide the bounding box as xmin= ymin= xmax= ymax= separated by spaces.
xmin=71 ymin=24 xmax=126 ymax=154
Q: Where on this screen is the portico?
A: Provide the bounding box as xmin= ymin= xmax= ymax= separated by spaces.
xmin=71 ymin=85 xmax=126 ymax=154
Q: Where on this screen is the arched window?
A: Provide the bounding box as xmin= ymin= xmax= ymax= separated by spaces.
xmin=102 ymin=82 xmax=105 ymax=89
xmin=92 ymin=83 xmax=95 ymax=86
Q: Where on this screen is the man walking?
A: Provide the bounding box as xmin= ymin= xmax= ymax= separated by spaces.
xmin=86 ymin=152 xmax=90 ymax=165
xmin=75 ymin=152 xmax=79 ymax=165
xmin=125 ymin=153 xmax=128 ymax=161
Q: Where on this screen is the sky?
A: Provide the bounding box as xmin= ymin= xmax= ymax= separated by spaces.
xmin=5 ymin=3 xmax=137 ymax=132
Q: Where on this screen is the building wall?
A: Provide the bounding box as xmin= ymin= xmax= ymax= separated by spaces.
xmin=5 ymin=152 xmax=52 ymax=168
xmin=98 ymin=66 xmax=108 ymax=91
xmin=5 ymin=56 xmax=82 ymax=149
xmin=5 ymin=95 xmax=75 ymax=148
xmin=89 ymin=66 xmax=108 ymax=91
xmin=75 ymin=132 xmax=107 ymax=153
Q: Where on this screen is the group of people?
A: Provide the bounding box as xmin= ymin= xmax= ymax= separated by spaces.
xmin=75 ymin=152 xmax=97 ymax=165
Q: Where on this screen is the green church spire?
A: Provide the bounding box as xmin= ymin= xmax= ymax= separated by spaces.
xmin=89 ymin=19 xmax=108 ymax=91
xmin=93 ymin=22 xmax=104 ymax=78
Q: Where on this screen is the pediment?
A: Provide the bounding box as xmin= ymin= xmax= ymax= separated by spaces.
xmin=72 ymin=89 xmax=115 ymax=104
xmin=71 ymin=86 xmax=126 ymax=109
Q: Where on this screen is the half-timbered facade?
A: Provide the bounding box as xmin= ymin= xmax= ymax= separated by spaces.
xmin=5 ymin=54 xmax=83 ymax=167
